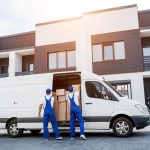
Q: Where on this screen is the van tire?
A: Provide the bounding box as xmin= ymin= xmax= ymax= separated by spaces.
xmin=112 ymin=117 xmax=133 ymax=137
xmin=7 ymin=121 xmax=23 ymax=138
xmin=30 ymin=130 xmax=41 ymax=135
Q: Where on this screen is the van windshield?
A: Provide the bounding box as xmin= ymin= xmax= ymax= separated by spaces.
xmin=103 ymin=80 xmax=124 ymax=97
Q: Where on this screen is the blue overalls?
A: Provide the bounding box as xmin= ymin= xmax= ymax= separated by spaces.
xmin=43 ymin=96 xmax=60 ymax=139
xmin=68 ymin=93 xmax=84 ymax=138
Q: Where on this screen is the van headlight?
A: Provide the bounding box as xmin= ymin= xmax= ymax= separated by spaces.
xmin=135 ymin=104 xmax=149 ymax=114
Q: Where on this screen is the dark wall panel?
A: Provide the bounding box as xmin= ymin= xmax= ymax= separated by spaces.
xmin=92 ymin=29 xmax=143 ymax=75
xmin=0 ymin=32 xmax=35 ymax=51
xmin=34 ymin=41 xmax=76 ymax=74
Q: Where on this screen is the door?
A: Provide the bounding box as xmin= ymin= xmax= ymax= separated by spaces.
xmin=83 ymin=80 xmax=114 ymax=129
xmin=145 ymin=87 xmax=150 ymax=110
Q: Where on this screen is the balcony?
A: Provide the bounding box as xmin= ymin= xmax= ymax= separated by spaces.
xmin=15 ymin=71 xmax=34 ymax=76
xmin=0 ymin=53 xmax=9 ymax=78
xmin=15 ymin=49 xmax=34 ymax=76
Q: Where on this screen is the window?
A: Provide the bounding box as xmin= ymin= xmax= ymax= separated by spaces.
xmin=143 ymin=47 xmax=150 ymax=56
xmin=0 ymin=66 xmax=8 ymax=74
xmin=67 ymin=51 xmax=76 ymax=67
xmin=92 ymin=45 xmax=102 ymax=62
xmin=58 ymin=52 xmax=66 ymax=68
xmin=29 ymin=64 xmax=34 ymax=72
xmin=48 ymin=50 xmax=76 ymax=70
xmin=143 ymin=47 xmax=150 ymax=71
xmin=114 ymin=41 xmax=125 ymax=60
xmin=49 ymin=53 xmax=57 ymax=69
xmin=109 ymin=81 xmax=132 ymax=99
xmin=85 ymin=81 xmax=115 ymax=100
xmin=92 ymin=41 xmax=125 ymax=62
xmin=104 ymin=45 xmax=113 ymax=60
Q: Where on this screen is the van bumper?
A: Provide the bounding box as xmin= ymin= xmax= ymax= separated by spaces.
xmin=132 ymin=115 xmax=150 ymax=129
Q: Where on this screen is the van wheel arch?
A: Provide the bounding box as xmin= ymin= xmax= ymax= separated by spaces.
xmin=6 ymin=117 xmax=17 ymax=129
xmin=110 ymin=114 xmax=135 ymax=129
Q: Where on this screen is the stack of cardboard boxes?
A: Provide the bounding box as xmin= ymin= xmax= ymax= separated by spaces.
xmin=53 ymin=84 xmax=80 ymax=122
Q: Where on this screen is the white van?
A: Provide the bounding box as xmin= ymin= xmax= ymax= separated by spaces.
xmin=0 ymin=71 xmax=150 ymax=138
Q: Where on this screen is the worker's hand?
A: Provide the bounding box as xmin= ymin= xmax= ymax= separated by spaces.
xmin=38 ymin=114 xmax=41 ymax=117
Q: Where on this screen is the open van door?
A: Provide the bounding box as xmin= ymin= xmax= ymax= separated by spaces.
xmin=81 ymin=72 xmax=114 ymax=130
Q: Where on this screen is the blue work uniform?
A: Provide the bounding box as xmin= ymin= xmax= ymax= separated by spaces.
xmin=43 ymin=96 xmax=60 ymax=139
xmin=68 ymin=93 xmax=84 ymax=138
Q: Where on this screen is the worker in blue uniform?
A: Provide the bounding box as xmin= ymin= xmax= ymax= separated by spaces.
xmin=38 ymin=88 xmax=62 ymax=141
xmin=66 ymin=85 xmax=87 ymax=140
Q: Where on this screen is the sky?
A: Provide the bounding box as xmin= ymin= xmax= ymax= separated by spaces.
xmin=0 ymin=0 xmax=150 ymax=36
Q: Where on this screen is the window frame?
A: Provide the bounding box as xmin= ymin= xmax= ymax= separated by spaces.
xmin=85 ymin=80 xmax=118 ymax=101
xmin=92 ymin=41 xmax=125 ymax=62
xmin=48 ymin=50 xmax=76 ymax=71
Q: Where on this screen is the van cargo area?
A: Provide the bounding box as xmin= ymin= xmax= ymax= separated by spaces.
xmin=52 ymin=72 xmax=81 ymax=125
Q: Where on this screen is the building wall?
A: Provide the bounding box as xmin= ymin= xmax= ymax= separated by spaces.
xmin=34 ymin=42 xmax=75 ymax=74
xmin=139 ymin=10 xmax=150 ymax=28
xmin=92 ymin=29 xmax=144 ymax=75
xmin=0 ymin=32 xmax=35 ymax=51
xmin=35 ymin=5 xmax=139 ymax=73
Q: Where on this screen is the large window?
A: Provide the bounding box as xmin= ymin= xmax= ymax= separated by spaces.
xmin=48 ymin=50 xmax=76 ymax=70
xmin=92 ymin=41 xmax=125 ymax=62
xmin=85 ymin=81 xmax=116 ymax=101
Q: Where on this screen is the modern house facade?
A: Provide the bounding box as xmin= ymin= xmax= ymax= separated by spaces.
xmin=0 ymin=4 xmax=150 ymax=109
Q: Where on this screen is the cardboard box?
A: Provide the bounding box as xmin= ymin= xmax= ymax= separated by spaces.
xmin=53 ymin=98 xmax=59 ymax=120
xmin=56 ymin=89 xmax=65 ymax=96
xmin=58 ymin=102 xmax=66 ymax=121
xmin=66 ymin=101 xmax=70 ymax=121
xmin=72 ymin=84 xmax=80 ymax=92
xmin=58 ymin=96 xmax=66 ymax=102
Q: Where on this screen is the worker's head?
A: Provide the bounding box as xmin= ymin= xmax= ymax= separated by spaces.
xmin=68 ymin=85 xmax=73 ymax=92
xmin=46 ymin=88 xmax=52 ymax=95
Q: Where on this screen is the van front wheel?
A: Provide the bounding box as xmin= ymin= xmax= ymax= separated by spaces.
xmin=112 ymin=117 xmax=133 ymax=137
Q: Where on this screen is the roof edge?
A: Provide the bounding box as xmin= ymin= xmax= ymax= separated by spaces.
xmin=0 ymin=31 xmax=35 ymax=39
xmin=36 ymin=4 xmax=137 ymax=27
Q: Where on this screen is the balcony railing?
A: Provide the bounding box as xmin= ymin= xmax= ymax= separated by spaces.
xmin=144 ymin=56 xmax=150 ymax=71
xmin=0 ymin=73 xmax=9 ymax=78
xmin=15 ymin=71 xmax=34 ymax=76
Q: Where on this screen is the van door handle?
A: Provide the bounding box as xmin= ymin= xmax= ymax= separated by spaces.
xmin=85 ymin=102 xmax=93 ymax=105
xmin=13 ymin=101 xmax=18 ymax=104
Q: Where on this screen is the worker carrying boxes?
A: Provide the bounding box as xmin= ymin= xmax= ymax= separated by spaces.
xmin=53 ymin=85 xmax=80 ymax=122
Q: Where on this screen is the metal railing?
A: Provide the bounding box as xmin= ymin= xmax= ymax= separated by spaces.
xmin=15 ymin=71 xmax=34 ymax=76
xmin=144 ymin=56 xmax=150 ymax=71
xmin=0 ymin=73 xmax=9 ymax=78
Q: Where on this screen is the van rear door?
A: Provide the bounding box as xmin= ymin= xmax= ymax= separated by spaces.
xmin=83 ymin=80 xmax=114 ymax=130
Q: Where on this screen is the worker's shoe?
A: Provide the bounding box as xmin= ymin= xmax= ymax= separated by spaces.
xmin=80 ymin=135 xmax=87 ymax=140
xmin=44 ymin=139 xmax=49 ymax=141
xmin=55 ymin=137 xmax=63 ymax=140
xmin=70 ymin=137 xmax=75 ymax=140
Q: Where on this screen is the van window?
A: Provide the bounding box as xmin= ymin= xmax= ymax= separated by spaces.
xmin=85 ymin=81 xmax=116 ymax=101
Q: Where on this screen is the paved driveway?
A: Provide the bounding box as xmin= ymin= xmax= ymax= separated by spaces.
xmin=0 ymin=127 xmax=150 ymax=150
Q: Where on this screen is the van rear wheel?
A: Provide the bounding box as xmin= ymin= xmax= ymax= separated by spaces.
xmin=112 ymin=117 xmax=133 ymax=137
xmin=7 ymin=121 xmax=23 ymax=138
